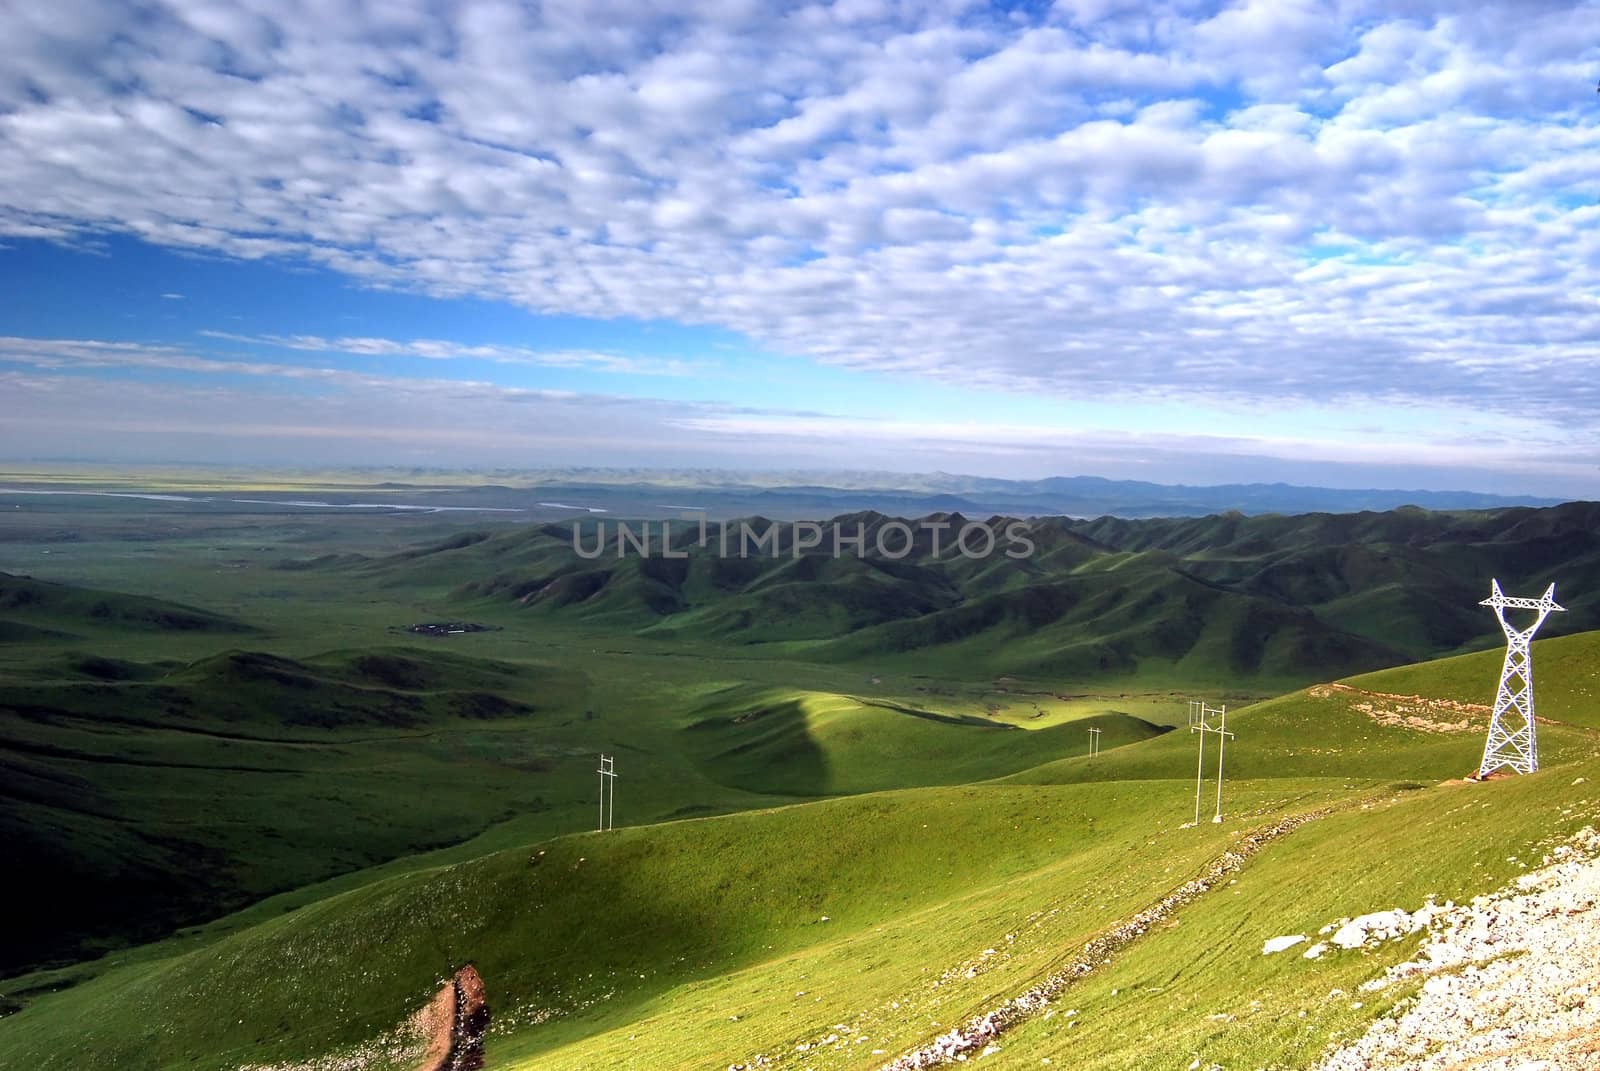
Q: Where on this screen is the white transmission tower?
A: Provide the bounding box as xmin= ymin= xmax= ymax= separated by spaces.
xmin=1478 ymin=580 xmax=1564 ymax=778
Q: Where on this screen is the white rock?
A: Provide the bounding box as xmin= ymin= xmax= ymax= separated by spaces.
xmin=1314 ymin=827 xmax=1600 ymax=1071
xmin=1263 ymin=934 xmax=1307 ymax=955
xmin=1331 ymin=909 xmax=1419 ymax=949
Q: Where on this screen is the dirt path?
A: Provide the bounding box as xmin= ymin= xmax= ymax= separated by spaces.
xmin=871 ymin=807 xmax=1337 ymax=1070
xmin=233 ymin=965 xmax=488 ymax=1071
xmin=415 ymin=965 xmax=490 ymax=1071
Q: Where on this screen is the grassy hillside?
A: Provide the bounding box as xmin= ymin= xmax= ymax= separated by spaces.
xmin=0 ymin=570 xmax=252 ymax=639
xmin=983 ymin=757 xmax=1600 ymax=1071
xmin=0 ymin=643 xmax=590 ymax=972
xmin=344 ymin=516 xmax=1409 ymax=688
xmin=682 ymin=686 xmax=1168 ymax=796
xmin=1 ymin=569 xmax=1149 ymax=978
xmin=1342 ymin=628 xmax=1600 ymax=729
xmin=0 ymin=778 xmax=1354 ymax=1071
xmin=334 ymin=502 xmax=1600 ymax=688
xmin=4 ymin=497 xmax=1597 ymax=1070
xmin=1079 ymin=502 xmax=1600 ymax=652
xmin=3 ymin=631 xmax=1595 ymax=1070
xmin=1007 ymin=628 xmax=1600 ymax=789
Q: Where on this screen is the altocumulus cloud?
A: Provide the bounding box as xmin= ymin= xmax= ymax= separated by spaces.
xmin=0 ymin=1 xmax=1598 ymax=448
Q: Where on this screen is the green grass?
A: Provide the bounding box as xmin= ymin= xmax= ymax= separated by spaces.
xmin=983 ymin=759 xmax=1600 ymax=1071
xmin=680 ymin=685 xmax=1168 ymax=797
xmin=1344 ymin=628 xmax=1600 ymax=728
xmin=0 ymin=638 xmax=612 ymax=968
xmin=0 ymin=553 xmax=1183 ymax=977
xmin=4 ymin=627 xmax=1596 ymax=1069
xmin=4 ymin=490 xmax=1599 ymax=1071
xmin=0 ymin=777 xmax=1352 ymax=1071
xmin=0 ymin=569 xmax=252 ymax=638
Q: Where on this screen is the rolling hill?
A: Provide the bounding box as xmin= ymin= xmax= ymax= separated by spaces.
xmin=4 ymin=498 xmax=1597 ymax=1070
xmin=0 ymin=642 xmax=586 ymax=972
xmin=333 ymin=501 xmax=1600 ymax=684
xmin=0 ymin=570 xmax=1137 ymax=978
xmin=1 ymin=629 xmax=1594 ymax=1070
xmin=0 ymin=570 xmax=252 ymax=641
xmin=681 ymin=685 xmax=1168 ymax=797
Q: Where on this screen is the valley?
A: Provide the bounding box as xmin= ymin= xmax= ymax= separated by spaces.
xmin=0 ymin=480 xmax=1596 ymax=1070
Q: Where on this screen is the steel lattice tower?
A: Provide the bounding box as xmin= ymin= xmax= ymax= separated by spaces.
xmin=1478 ymin=580 xmax=1564 ymax=777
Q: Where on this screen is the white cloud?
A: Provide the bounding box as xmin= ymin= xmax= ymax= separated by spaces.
xmin=0 ymin=0 xmax=1596 ymax=447
xmin=1 ymin=357 xmax=1592 ymax=495
xmin=0 ymin=337 xmax=782 ymax=466
xmin=198 ymin=331 xmax=703 ymax=376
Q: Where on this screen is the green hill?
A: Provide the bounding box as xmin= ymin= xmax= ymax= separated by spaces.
xmin=5 ymin=503 xmax=1598 ymax=1069
xmin=1343 ymin=627 xmax=1600 ymax=729
xmin=0 ymin=644 xmax=586 ymax=972
xmin=682 ymin=686 xmax=1167 ymax=796
xmin=1077 ymin=502 xmax=1600 ymax=653
xmin=339 ymin=502 xmax=1600 ymax=688
xmin=0 ymin=570 xmax=252 ymax=637
xmin=1006 ymin=634 xmax=1600 ymax=789
xmin=4 ymin=631 xmax=1595 ymax=1070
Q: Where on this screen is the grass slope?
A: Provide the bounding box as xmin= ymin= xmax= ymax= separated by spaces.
xmin=331 ymin=501 xmax=1600 ymax=690
xmin=0 ymin=779 xmax=1349 ymax=1071
xmin=1342 ymin=628 xmax=1600 ymax=729
xmin=682 ymin=685 xmax=1167 ymax=796
xmin=0 ymin=644 xmax=585 ymax=971
xmin=353 ymin=516 xmax=1411 ymax=688
xmin=3 ymin=632 xmax=1595 ymax=1070
xmin=1 ymin=570 xmax=1167 ymax=978
xmin=0 ymin=570 xmax=251 ymax=638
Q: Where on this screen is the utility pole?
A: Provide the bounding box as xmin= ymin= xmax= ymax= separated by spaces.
xmin=597 ymin=754 xmax=616 ymax=831
xmin=1478 ymin=580 xmax=1564 ymax=777
xmin=1211 ymin=706 xmax=1232 ymax=823
xmin=1088 ymin=726 xmax=1101 ymax=757
xmin=1187 ymin=702 xmax=1231 ymax=826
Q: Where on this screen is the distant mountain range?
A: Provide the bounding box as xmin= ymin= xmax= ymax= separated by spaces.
xmin=400 ymin=470 xmax=1572 ymax=520
xmin=0 ymin=464 xmax=1572 ymax=519
xmin=339 ymin=499 xmax=1600 ymax=686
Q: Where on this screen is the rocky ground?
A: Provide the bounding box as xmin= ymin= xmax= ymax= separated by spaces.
xmin=1315 ymin=825 xmax=1600 ymax=1071
xmin=236 ymin=965 xmax=486 ymax=1071
xmin=1308 ymin=684 xmax=1487 ymax=734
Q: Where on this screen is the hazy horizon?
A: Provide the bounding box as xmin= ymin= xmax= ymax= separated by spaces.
xmin=0 ymin=457 xmax=1578 ymax=505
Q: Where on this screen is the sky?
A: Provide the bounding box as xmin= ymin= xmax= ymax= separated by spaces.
xmin=1 ymin=0 xmax=1597 ymax=496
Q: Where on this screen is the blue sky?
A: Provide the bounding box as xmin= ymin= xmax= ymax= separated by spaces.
xmin=1 ymin=0 xmax=1598 ymax=495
